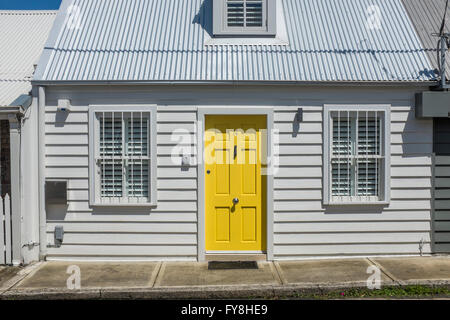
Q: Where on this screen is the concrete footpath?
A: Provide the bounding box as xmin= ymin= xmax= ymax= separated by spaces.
xmin=0 ymin=256 xmax=449 ymax=299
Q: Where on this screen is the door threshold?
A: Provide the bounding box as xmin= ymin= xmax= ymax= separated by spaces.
xmin=205 ymin=254 xmax=267 ymax=262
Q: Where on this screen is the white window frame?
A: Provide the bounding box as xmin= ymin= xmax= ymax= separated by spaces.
xmin=213 ymin=0 xmax=277 ymax=36
xmin=88 ymin=105 xmax=157 ymax=207
xmin=323 ymin=104 xmax=391 ymax=206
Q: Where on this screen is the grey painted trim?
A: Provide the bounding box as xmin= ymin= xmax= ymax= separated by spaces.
xmin=8 ymin=116 xmax=22 ymax=265
xmin=197 ymin=107 xmax=274 ymax=261
xmin=38 ymin=86 xmax=47 ymax=259
xmin=88 ymin=105 xmax=158 ymax=207
xmin=31 ymin=80 xmax=437 ymax=87
xmin=323 ymin=104 xmax=391 ymax=206
xmin=33 ymin=0 xmax=72 ymax=81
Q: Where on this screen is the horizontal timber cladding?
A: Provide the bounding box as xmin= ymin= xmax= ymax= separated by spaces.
xmin=273 ymin=103 xmax=433 ymax=259
xmin=43 ymin=86 xmax=433 ymax=260
xmin=45 ymin=101 xmax=198 ymax=260
xmin=433 ymin=118 xmax=450 ymax=253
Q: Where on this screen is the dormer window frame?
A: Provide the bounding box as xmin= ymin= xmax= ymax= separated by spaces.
xmin=213 ymin=0 xmax=277 ymax=37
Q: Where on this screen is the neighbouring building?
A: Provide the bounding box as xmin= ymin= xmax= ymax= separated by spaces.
xmin=0 ymin=10 xmax=56 ymax=265
xmin=402 ymin=0 xmax=450 ymax=254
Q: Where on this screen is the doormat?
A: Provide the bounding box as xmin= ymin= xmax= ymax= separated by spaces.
xmin=208 ymin=261 xmax=259 ymax=270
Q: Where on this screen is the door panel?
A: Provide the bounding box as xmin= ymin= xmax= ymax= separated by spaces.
xmin=215 ymin=207 xmax=231 ymax=242
xmin=241 ymin=207 xmax=257 ymax=242
xmin=205 ymin=115 xmax=266 ymax=251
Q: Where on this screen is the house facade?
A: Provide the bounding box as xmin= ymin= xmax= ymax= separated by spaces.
xmin=14 ymin=0 xmax=447 ymax=263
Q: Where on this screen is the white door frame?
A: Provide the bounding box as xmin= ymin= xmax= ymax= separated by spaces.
xmin=197 ymin=107 xmax=275 ymax=261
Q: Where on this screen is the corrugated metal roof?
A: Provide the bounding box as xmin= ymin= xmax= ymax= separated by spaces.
xmin=401 ymin=0 xmax=450 ymax=80
xmin=0 ymin=10 xmax=56 ymax=106
xmin=35 ymin=0 xmax=436 ymax=83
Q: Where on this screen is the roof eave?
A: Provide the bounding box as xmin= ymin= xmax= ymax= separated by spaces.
xmin=0 ymin=94 xmax=32 ymax=115
xmin=31 ymin=80 xmax=438 ymax=87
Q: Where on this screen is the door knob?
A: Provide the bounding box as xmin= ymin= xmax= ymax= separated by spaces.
xmin=233 ymin=198 xmax=239 ymax=204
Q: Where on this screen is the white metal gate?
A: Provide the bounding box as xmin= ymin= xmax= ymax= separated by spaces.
xmin=0 ymin=194 xmax=12 ymax=265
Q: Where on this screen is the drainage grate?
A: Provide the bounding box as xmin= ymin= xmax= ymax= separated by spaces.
xmin=208 ymin=261 xmax=259 ymax=270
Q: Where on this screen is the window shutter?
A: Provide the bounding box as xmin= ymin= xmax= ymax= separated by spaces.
xmin=227 ymin=0 xmax=245 ymax=27
xmin=331 ymin=115 xmax=353 ymax=196
xmin=100 ymin=114 xmax=123 ymax=198
xmin=90 ymin=106 xmax=157 ymax=207
xmin=329 ymin=110 xmax=384 ymax=202
xmin=357 ymin=114 xmax=381 ymax=196
xmin=96 ymin=112 xmax=151 ymax=203
xmin=100 ymin=114 xmax=122 ymax=157
xmin=246 ymin=0 xmax=263 ymax=27
xmin=100 ymin=160 xmax=123 ymax=198
xmin=227 ymin=0 xmax=263 ymax=27
xmin=126 ymin=116 xmax=150 ymax=198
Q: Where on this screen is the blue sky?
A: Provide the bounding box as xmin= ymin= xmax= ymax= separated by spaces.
xmin=0 ymin=0 xmax=62 ymax=10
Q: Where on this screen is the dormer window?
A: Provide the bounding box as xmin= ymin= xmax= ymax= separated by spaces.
xmin=213 ymin=0 xmax=276 ymax=37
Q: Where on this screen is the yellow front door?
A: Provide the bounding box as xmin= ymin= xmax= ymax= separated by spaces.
xmin=205 ymin=115 xmax=266 ymax=252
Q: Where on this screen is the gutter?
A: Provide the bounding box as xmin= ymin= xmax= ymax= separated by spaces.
xmin=0 ymin=106 xmax=23 ymax=115
xmin=38 ymin=86 xmax=46 ymax=260
xmin=0 ymin=94 xmax=32 ymax=115
xmin=31 ymin=80 xmax=437 ymax=87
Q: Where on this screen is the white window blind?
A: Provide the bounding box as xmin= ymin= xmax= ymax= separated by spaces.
xmin=330 ymin=110 xmax=385 ymax=203
xmin=227 ymin=0 xmax=264 ymax=27
xmin=213 ymin=0 xmax=276 ymax=36
xmin=96 ymin=112 xmax=150 ymax=204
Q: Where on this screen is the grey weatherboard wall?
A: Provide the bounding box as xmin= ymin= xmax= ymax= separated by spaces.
xmin=41 ymin=85 xmax=434 ymax=260
xmin=433 ymin=118 xmax=450 ymax=253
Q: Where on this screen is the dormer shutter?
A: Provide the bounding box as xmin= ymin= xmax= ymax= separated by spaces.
xmin=213 ymin=0 xmax=276 ymax=36
xmin=227 ymin=0 xmax=264 ymax=27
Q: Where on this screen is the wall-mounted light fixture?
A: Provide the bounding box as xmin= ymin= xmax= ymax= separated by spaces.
xmin=54 ymin=225 xmax=64 ymax=248
xmin=181 ymin=155 xmax=190 ymax=167
xmin=57 ymin=99 xmax=71 ymax=112
xmin=296 ymin=108 xmax=303 ymax=122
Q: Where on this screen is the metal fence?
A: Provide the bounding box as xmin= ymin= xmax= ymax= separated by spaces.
xmin=0 ymin=194 xmax=12 ymax=265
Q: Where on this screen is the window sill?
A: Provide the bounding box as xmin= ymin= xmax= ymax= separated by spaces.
xmin=89 ymin=202 xmax=157 ymax=208
xmin=205 ymin=35 xmax=288 ymax=46
xmin=323 ymin=201 xmax=390 ymax=207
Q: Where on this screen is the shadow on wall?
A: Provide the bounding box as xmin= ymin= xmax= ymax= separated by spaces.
xmin=193 ymin=0 xmax=213 ymax=37
xmin=46 ymin=204 xmax=154 ymax=220
xmin=46 ymin=204 xmax=68 ymax=221
xmin=399 ymin=109 xmax=433 ymax=155
xmin=324 ymin=205 xmax=385 ymax=215
xmin=54 ymin=110 xmax=69 ymax=127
